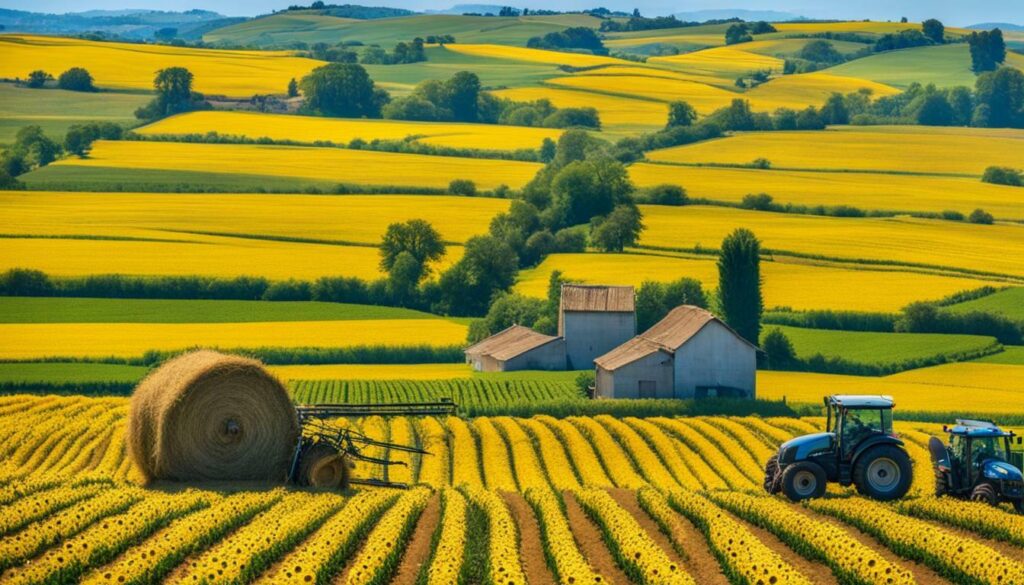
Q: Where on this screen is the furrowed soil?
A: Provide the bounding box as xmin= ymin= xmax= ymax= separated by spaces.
xmin=720 ymin=506 xmax=840 ymax=585
xmin=502 ymin=491 xmax=556 ymax=585
xmin=562 ymin=491 xmax=631 ymax=584
xmin=390 ymin=492 xmax=441 ymax=585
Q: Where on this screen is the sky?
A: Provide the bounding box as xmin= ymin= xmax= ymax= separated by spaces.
xmin=0 ymin=0 xmax=1020 ymax=26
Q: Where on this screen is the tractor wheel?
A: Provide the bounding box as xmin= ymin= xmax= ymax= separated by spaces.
xmin=970 ymin=482 xmax=999 ymax=507
xmin=780 ymin=461 xmax=827 ymax=502
xmin=854 ymin=445 xmax=912 ymax=501
xmin=298 ymin=443 xmax=348 ymax=489
xmin=763 ymin=454 xmax=781 ymax=494
xmin=934 ymin=470 xmax=949 ymax=498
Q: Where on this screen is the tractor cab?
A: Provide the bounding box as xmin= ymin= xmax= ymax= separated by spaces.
xmin=930 ymin=419 xmax=1024 ymax=512
xmin=764 ymin=394 xmax=912 ymax=502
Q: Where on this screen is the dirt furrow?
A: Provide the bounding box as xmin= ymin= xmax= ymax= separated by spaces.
xmin=562 ymin=491 xmax=631 ymax=585
xmin=720 ymin=506 xmax=840 ymax=585
xmin=502 ymin=492 xmax=556 ymax=585
xmin=390 ymin=492 xmax=441 ymax=585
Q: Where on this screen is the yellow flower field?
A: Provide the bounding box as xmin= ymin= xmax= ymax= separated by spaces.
xmin=638 ymin=205 xmax=1024 ymax=278
xmin=546 ymin=74 xmax=739 ymax=113
xmin=757 ymin=368 xmax=1024 ymax=413
xmin=645 ymin=126 xmax=1024 ymax=175
xmin=744 ymin=72 xmax=900 ymax=110
xmin=649 ymin=45 xmax=785 ymax=81
xmin=0 ymin=191 xmax=508 ymax=245
xmin=0 ymin=319 xmax=468 ymax=359
xmin=492 ymin=86 xmax=668 ymax=134
xmin=515 ymin=252 xmax=1007 ymax=312
xmin=630 ymin=163 xmax=1024 ymax=219
xmin=0 ymin=236 xmax=461 ymax=280
xmin=0 ymin=35 xmax=320 ymax=97
xmin=47 ymin=140 xmax=543 ymax=190
xmin=137 ymin=111 xmax=563 ymax=151
xmin=443 ymin=43 xmax=622 ymax=67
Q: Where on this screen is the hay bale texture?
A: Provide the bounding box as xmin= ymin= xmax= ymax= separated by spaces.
xmin=127 ymin=350 xmax=298 ymax=483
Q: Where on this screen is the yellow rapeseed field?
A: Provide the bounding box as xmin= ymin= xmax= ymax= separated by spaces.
xmin=514 ymin=252 xmax=1005 ymax=312
xmin=644 ymin=126 xmax=1024 ymax=175
xmin=270 ymin=363 xmax=474 ymax=381
xmin=0 ymin=34 xmax=320 ymax=97
xmin=649 ymin=46 xmax=785 ymax=81
xmin=546 ymin=75 xmax=738 ymax=113
xmin=0 ymin=235 xmax=462 ymax=280
xmin=630 ymin=163 xmax=1024 ymax=220
xmin=0 ymin=191 xmax=508 ymax=245
xmin=51 ymin=140 xmax=543 ymax=189
xmin=757 ymin=367 xmax=1022 ymax=414
xmin=137 ymin=111 xmax=563 ymax=151
xmin=638 ymin=205 xmax=1024 ymax=277
xmin=442 ymin=43 xmax=622 ymax=67
xmin=492 ymin=86 xmax=668 ymax=133
xmin=744 ymin=72 xmax=900 ymax=110
xmin=0 ymin=319 xmax=468 ymax=359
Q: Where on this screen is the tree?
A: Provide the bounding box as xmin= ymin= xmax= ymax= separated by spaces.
xmin=666 ymin=100 xmax=697 ymax=128
xmin=379 ymin=219 xmax=446 ymax=279
xmin=287 ymin=78 xmax=299 ymax=97
xmin=922 ymin=19 xmax=944 ymax=44
xmin=551 ymin=156 xmax=633 ymax=227
xmin=26 ymin=70 xmax=51 ymax=88
xmin=154 ymin=27 xmax=178 ymax=42
xmin=386 ymin=251 xmax=423 ymax=302
xmin=466 ymin=292 xmax=546 ymax=342
xmin=947 ymin=86 xmax=974 ymax=125
xmin=800 ymin=40 xmax=843 ymax=64
xmin=590 ymin=205 xmax=644 ymax=252
xmin=761 ymin=328 xmax=797 ymax=369
xmin=448 ymin=179 xmax=477 ymax=196
xmin=981 ymin=166 xmax=1023 ymax=186
xmin=916 ymin=93 xmax=955 ymax=125
xmin=437 ymin=235 xmax=518 ymax=315
xmin=717 ymin=228 xmax=763 ymax=345
xmin=795 ymin=107 xmax=825 ymax=129
xmin=57 ymin=67 xmax=96 ymax=92
xmin=641 ymin=184 xmax=687 ymax=205
xmin=968 ymin=208 xmax=994 ymax=224
xmin=300 ymin=63 xmax=389 ymax=117
xmin=635 ymin=277 xmax=706 ymax=331
xmin=968 ymin=29 xmax=1006 ymax=73
xmin=443 ymin=71 xmax=481 ymax=122
xmin=974 ymin=67 xmax=1024 ymax=128
xmin=154 ymin=67 xmax=194 ymax=113
xmin=539 ymin=137 xmax=556 ymax=162
xmin=820 ymin=93 xmax=849 ymax=125
xmin=725 ymin=23 xmax=752 ymax=45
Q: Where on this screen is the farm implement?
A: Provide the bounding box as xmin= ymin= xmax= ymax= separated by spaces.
xmin=764 ymin=395 xmax=913 ymax=502
xmin=929 ymin=419 xmax=1024 ymax=512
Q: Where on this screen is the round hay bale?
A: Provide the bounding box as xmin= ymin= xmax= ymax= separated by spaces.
xmin=299 ymin=443 xmax=348 ymax=488
xmin=127 ymin=350 xmax=298 ymax=483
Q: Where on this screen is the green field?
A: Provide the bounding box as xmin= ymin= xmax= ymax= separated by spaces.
xmin=17 ymin=165 xmax=345 ymax=192
xmin=770 ymin=325 xmax=1000 ymax=367
xmin=0 ymin=297 xmax=436 ymax=323
xmin=0 ymin=82 xmax=147 ymax=145
xmin=204 ymin=12 xmax=604 ymax=47
xmin=0 ymin=362 xmax=149 ymax=384
xmin=366 ymin=45 xmax=560 ymax=92
xmin=945 ymin=287 xmax=1024 ymax=320
xmin=830 ymin=44 xmax=1024 ymax=89
xmin=974 ymin=345 xmax=1024 ymax=365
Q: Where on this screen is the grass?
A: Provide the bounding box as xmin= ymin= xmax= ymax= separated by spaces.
xmin=0 ymin=82 xmax=148 ymax=146
xmin=0 ymin=362 xmax=149 ymax=384
xmin=0 ymin=34 xmax=321 ymax=98
xmin=515 ymin=252 xmax=1006 ymax=313
xmin=0 ymin=318 xmax=468 ymax=360
xmin=136 ymin=110 xmax=563 ymax=151
xmin=0 ymin=297 xmax=437 ymax=323
xmin=204 ymin=13 xmax=605 ymax=48
xmin=23 ymin=140 xmax=542 ymax=190
xmin=830 ymin=44 xmax=1024 ymax=89
xmin=769 ymin=325 xmax=998 ymax=366
xmin=637 ymin=205 xmax=1024 ymax=279
xmin=629 ymin=163 xmax=1024 ymax=220
xmin=945 ymin=287 xmax=1024 ymax=320
xmin=974 ymin=346 xmax=1024 ymax=365
xmin=364 ymin=46 xmax=560 ymax=92
xmin=0 ymin=191 xmax=508 ymax=246
xmin=758 ymin=366 xmax=1023 ymax=415
xmin=645 ymin=126 xmax=1024 ymax=177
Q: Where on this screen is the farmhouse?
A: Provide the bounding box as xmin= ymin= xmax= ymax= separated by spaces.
xmin=559 ymin=284 xmax=636 ymax=369
xmin=464 ymin=325 xmax=566 ymax=372
xmin=594 ymin=305 xmax=757 ymax=399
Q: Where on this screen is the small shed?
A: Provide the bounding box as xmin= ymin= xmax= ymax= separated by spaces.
xmin=559 ymin=284 xmax=636 ymax=370
xmin=464 ymin=325 xmax=566 ymax=372
xmin=594 ymin=305 xmax=757 ymax=399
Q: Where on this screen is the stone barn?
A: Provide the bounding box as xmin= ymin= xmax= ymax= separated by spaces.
xmin=594 ymin=305 xmax=757 ymax=399
xmin=463 ymin=325 xmax=566 ymax=372
xmin=559 ymin=284 xmax=636 ymax=370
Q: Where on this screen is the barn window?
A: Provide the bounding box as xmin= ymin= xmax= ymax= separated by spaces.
xmin=638 ymin=380 xmax=657 ymax=398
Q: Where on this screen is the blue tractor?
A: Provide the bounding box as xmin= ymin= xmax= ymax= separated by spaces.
xmin=929 ymin=419 xmax=1024 ymax=513
xmin=764 ymin=395 xmax=913 ymax=502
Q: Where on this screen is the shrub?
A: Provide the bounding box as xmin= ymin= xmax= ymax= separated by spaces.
xmin=981 ymin=166 xmax=1023 ymax=187
xmin=750 ymin=158 xmax=771 ymax=169
xmin=639 ymin=184 xmax=688 ymax=205
xmin=761 ymin=328 xmax=798 ymax=370
xmin=25 ymin=70 xmax=52 ymax=88
xmin=740 ymin=193 xmax=775 ymax=211
xmin=448 ymin=179 xmax=477 ymax=196
xmin=968 ymin=208 xmax=994 ymax=224
xmin=57 ymin=67 xmax=96 ymax=92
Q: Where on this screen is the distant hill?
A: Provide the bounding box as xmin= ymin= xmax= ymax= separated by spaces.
xmin=966 ymin=22 xmax=1024 ymax=31
xmin=426 ymin=5 xmax=506 ymax=15
xmin=0 ymin=7 xmax=233 ymax=39
xmin=282 ymin=4 xmax=415 ymax=19
xmin=672 ymin=9 xmax=805 ymax=22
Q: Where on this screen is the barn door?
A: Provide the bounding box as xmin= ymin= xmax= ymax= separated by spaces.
xmin=638 ymin=380 xmax=657 ymax=398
